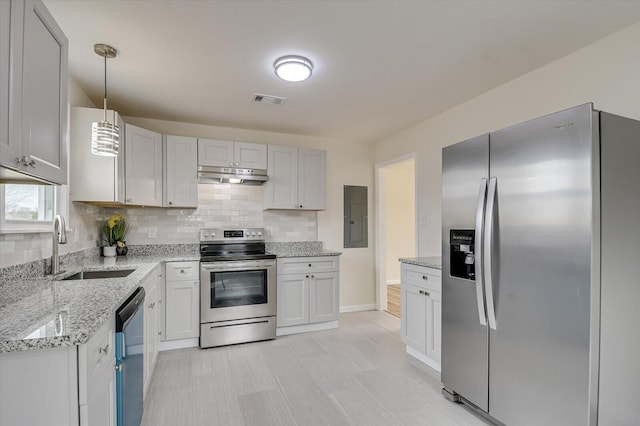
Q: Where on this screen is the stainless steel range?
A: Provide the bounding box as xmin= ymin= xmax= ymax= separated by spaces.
xmin=199 ymin=228 xmax=277 ymax=348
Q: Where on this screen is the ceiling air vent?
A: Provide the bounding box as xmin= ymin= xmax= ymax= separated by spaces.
xmin=252 ymin=93 xmax=287 ymax=106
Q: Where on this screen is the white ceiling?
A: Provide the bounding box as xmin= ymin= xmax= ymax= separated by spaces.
xmin=45 ymin=0 xmax=640 ymax=144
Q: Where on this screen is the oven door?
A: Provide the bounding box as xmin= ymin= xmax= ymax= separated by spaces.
xmin=200 ymin=259 xmax=276 ymax=323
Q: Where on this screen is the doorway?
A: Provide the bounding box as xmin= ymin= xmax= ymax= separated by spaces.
xmin=375 ymin=155 xmax=417 ymax=315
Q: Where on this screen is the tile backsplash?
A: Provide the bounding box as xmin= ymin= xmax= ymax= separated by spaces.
xmin=116 ymin=184 xmax=317 ymax=244
xmin=1 ymin=184 xmax=318 ymax=268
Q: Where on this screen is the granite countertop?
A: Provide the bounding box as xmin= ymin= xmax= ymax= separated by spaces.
xmin=266 ymin=241 xmax=342 ymax=258
xmin=0 ymin=241 xmax=342 ymax=353
xmin=398 ymin=256 xmax=442 ymax=270
xmin=0 ymin=254 xmax=198 ymax=353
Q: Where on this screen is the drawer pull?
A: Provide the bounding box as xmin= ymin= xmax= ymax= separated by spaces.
xmin=419 ymin=290 xmax=424 ymax=295
xmin=99 ymin=344 xmax=109 ymax=355
xmin=422 ymin=275 xmax=429 ymax=280
xmin=308 ymin=264 xmax=312 ymax=267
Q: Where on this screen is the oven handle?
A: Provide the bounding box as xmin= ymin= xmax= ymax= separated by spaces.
xmin=209 ymin=320 xmax=269 ymax=329
xmin=200 ymin=261 xmax=275 ymax=272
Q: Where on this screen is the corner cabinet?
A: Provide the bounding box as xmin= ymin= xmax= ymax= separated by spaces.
xmin=125 ymin=124 xmax=163 ymax=206
xmin=400 ymin=262 xmax=442 ymax=371
xmin=0 ymin=0 xmax=68 ymax=185
xmin=164 ymin=135 xmax=198 ymax=208
xmin=264 ymin=145 xmax=327 ymax=211
xmin=198 ymin=138 xmax=267 ymax=169
xmin=277 ymin=256 xmax=339 ymax=334
xmin=69 ymin=107 xmax=125 ymax=204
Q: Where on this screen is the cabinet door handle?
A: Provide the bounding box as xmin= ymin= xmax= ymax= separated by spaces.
xmin=425 ymin=291 xmax=430 ymax=297
xmin=299 ymin=205 xmax=303 ymax=208
xmin=168 ymin=201 xmax=173 ymax=205
xmin=418 ymin=290 xmax=424 ymax=295
xmin=306 ymin=275 xmax=309 ymax=278
xmin=99 ymin=344 xmax=109 ymax=355
xmin=422 ymin=275 xmax=429 ymax=281
xmin=311 ymin=275 xmax=315 ymax=278
xmin=308 ymin=264 xmax=312 ymax=267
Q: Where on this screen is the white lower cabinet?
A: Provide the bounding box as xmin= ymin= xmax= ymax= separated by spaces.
xmin=142 ymin=264 xmax=162 ymax=397
xmin=277 ymin=256 xmax=340 ymax=333
xmin=400 ymin=263 xmax=442 ymax=371
xmin=0 ymin=315 xmax=117 ymax=426
xmin=164 ymin=261 xmax=200 ymax=341
xmin=80 ymin=358 xmax=115 ymax=426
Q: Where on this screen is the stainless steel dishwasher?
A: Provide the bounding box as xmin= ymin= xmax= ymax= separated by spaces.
xmin=115 ymin=287 xmax=145 ymax=426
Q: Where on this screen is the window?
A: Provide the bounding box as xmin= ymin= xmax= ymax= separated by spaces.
xmin=0 ymin=183 xmax=65 ymax=232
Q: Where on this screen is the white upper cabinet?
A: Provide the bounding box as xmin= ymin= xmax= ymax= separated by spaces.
xmin=265 ymin=145 xmax=326 ymax=210
xmin=0 ymin=0 xmax=14 ymax=169
xmin=298 ymin=148 xmax=326 ymax=210
xmin=265 ymin=145 xmax=297 ymax=208
xmin=0 ymin=0 xmax=68 ymax=185
xmin=234 ymin=142 xmax=267 ymax=169
xmin=125 ymin=124 xmax=163 ymax=206
xmin=163 ymin=135 xmax=198 ymax=208
xmin=70 ymin=107 xmax=125 ymax=204
xmin=198 ymin=138 xmax=267 ymax=169
xmin=197 ymin=139 xmax=233 ymax=167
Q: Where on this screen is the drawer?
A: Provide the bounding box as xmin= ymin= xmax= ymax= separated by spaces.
xmin=78 ymin=317 xmax=115 ymax=405
xmin=277 ymin=256 xmax=339 ymax=274
xmin=401 ymin=263 xmax=441 ymax=291
xmin=165 ymin=261 xmax=199 ymax=281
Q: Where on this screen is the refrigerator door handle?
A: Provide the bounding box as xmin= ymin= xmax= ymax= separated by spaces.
xmin=484 ymin=176 xmax=498 ymax=330
xmin=475 ymin=178 xmax=488 ymax=326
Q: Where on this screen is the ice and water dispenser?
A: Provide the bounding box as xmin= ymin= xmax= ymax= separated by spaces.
xmin=450 ymin=230 xmax=475 ymax=280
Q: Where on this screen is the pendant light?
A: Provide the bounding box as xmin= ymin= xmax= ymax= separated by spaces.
xmin=91 ymin=44 xmax=119 ymax=157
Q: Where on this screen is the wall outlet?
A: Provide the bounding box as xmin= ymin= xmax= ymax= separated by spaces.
xmin=148 ymin=227 xmax=158 ymax=239
xmin=266 ymin=226 xmax=273 ymax=237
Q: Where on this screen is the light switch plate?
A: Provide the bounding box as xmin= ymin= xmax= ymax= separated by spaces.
xmin=148 ymin=227 xmax=158 ymax=239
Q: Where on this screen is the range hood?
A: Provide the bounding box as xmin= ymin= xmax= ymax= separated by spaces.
xmin=197 ymin=165 xmax=268 ymax=185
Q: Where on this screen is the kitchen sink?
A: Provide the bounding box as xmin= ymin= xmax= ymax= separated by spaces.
xmin=62 ymin=269 xmax=136 ymax=280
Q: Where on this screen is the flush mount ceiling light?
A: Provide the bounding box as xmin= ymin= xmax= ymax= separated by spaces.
xmin=91 ymin=43 xmax=119 ymax=157
xmin=274 ymin=55 xmax=313 ymax=82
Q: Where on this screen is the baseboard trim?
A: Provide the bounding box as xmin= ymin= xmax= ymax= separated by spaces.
xmin=276 ymin=321 xmax=339 ymax=336
xmin=159 ymin=338 xmax=199 ymax=352
xmin=340 ymin=304 xmax=377 ymax=313
xmin=406 ymin=345 xmax=441 ymax=372
xmin=386 ymin=279 xmax=401 ymax=285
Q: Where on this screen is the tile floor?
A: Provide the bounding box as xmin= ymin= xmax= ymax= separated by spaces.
xmin=141 ymin=311 xmax=492 ymax=426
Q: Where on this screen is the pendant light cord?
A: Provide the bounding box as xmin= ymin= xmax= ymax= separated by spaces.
xmin=103 ymin=52 xmax=108 ymax=121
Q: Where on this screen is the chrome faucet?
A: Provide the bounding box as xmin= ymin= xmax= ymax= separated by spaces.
xmin=51 ymin=214 xmax=67 ymax=275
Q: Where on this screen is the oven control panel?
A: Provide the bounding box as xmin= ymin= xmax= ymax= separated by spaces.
xmin=200 ymin=228 xmax=265 ymax=242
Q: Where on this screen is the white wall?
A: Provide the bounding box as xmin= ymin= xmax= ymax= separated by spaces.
xmin=124 ymin=116 xmax=376 ymax=309
xmin=374 ymin=21 xmax=640 ymax=257
xmin=383 ymin=160 xmax=415 ymax=284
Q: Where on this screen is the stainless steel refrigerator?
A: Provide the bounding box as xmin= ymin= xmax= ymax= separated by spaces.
xmin=441 ymin=103 xmax=640 ymax=425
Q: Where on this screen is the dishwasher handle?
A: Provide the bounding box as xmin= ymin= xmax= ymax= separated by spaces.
xmin=116 ymin=287 xmax=146 ymax=332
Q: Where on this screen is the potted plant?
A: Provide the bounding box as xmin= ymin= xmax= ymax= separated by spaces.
xmin=101 ymin=214 xmax=129 ymax=257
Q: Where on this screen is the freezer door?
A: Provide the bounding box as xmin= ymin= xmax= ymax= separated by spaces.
xmin=488 ymin=104 xmax=593 ymax=425
xmin=441 ymin=134 xmax=489 ymax=411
